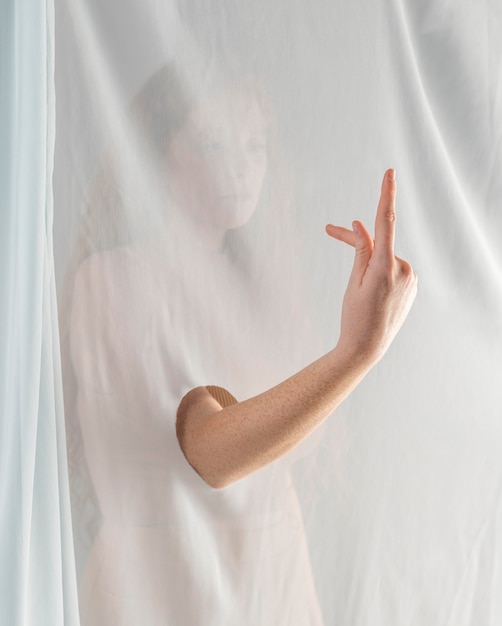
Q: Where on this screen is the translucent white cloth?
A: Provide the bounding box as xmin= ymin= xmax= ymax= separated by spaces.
xmin=0 ymin=0 xmax=78 ymax=624
xmin=53 ymin=0 xmax=502 ymax=624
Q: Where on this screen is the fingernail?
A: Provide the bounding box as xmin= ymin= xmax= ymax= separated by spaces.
xmin=388 ymin=168 xmax=396 ymax=181
xmin=352 ymin=221 xmax=360 ymax=236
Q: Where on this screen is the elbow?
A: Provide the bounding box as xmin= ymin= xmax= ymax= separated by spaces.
xmin=203 ymin=473 xmax=234 ymax=490
xmin=177 ymin=434 xmax=237 ymax=490
xmin=176 ymin=389 xmax=236 ymax=490
xmin=177 ymin=438 xmax=236 ymax=490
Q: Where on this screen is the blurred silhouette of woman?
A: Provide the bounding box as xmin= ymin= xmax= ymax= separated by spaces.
xmin=63 ymin=60 xmax=416 ymax=625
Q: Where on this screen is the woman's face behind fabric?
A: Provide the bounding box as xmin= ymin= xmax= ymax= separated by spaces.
xmin=165 ymin=89 xmax=268 ymax=238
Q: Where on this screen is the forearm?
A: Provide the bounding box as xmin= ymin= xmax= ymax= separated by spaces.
xmin=176 ymin=345 xmax=375 ymax=489
xmin=177 ymin=169 xmax=417 ymax=489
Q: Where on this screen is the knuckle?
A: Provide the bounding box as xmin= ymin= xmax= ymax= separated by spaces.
xmin=397 ymin=259 xmax=414 ymax=279
xmin=384 ymin=209 xmax=396 ymax=223
xmin=355 ymin=244 xmax=370 ymax=257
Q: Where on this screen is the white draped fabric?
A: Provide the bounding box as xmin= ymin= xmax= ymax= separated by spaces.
xmin=49 ymin=0 xmax=502 ymax=624
xmin=0 ymin=0 xmax=78 ymax=624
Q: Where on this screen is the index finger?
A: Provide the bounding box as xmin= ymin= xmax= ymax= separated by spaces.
xmin=373 ymin=169 xmax=397 ymax=266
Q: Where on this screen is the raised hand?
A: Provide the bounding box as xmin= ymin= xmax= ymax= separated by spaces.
xmin=326 ymin=169 xmax=417 ymax=365
xmin=176 ymin=169 xmax=418 ymax=488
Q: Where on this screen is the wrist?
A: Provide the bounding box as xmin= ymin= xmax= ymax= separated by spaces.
xmin=330 ymin=337 xmax=383 ymax=372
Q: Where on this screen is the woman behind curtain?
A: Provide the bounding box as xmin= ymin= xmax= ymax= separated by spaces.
xmin=61 ymin=35 xmax=417 ymax=619
xmin=62 ymin=58 xmax=329 ymax=625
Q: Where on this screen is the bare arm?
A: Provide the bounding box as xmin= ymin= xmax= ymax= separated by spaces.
xmin=177 ymin=170 xmax=417 ymax=488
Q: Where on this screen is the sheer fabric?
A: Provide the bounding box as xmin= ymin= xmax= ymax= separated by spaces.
xmin=53 ymin=1 xmax=502 ymax=624
xmin=0 ymin=0 xmax=78 ymax=624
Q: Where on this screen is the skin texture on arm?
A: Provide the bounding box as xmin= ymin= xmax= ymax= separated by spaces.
xmin=176 ymin=169 xmax=418 ymax=488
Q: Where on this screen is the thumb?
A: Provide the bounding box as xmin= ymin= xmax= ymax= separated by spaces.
xmin=349 ymin=221 xmax=374 ymax=284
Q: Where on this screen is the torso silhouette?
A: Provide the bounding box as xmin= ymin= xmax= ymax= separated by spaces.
xmin=70 ymin=241 xmax=324 ymax=625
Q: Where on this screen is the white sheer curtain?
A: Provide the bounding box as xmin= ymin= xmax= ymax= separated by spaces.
xmin=0 ymin=0 xmax=78 ymax=624
xmin=2 ymin=0 xmax=502 ymax=624
xmin=52 ymin=2 xmax=502 ymax=624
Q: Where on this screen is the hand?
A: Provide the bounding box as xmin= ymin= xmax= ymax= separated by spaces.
xmin=325 ymin=169 xmax=417 ymax=365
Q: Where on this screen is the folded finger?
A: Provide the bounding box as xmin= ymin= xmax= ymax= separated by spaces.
xmin=325 ymin=224 xmax=356 ymax=247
